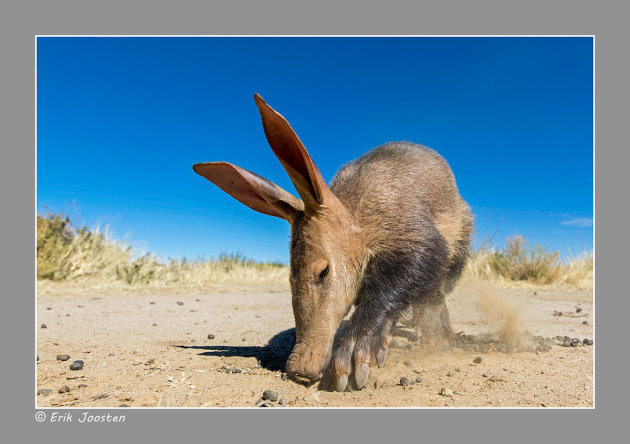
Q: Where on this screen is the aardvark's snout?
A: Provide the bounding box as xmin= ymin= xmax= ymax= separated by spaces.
xmin=285 ymin=342 xmax=331 ymax=383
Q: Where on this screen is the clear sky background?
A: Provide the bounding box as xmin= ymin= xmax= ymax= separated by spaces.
xmin=37 ymin=37 xmax=593 ymax=263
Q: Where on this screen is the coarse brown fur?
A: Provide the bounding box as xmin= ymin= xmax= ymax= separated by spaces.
xmin=193 ymin=94 xmax=473 ymax=391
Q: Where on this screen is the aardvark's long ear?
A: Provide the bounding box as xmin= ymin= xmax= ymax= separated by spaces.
xmin=254 ymin=94 xmax=331 ymax=212
xmin=193 ymin=162 xmax=304 ymax=224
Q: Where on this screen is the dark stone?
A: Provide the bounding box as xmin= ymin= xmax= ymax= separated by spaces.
xmin=37 ymin=388 xmax=52 ymax=396
xmin=77 ymin=384 xmax=88 ymax=389
xmin=416 ymin=377 xmax=423 ymax=383
xmin=58 ymin=385 xmax=71 ymax=394
xmin=583 ymin=339 xmax=594 ymax=345
xmin=56 ymin=354 xmax=70 ymax=361
xmin=262 ymin=390 xmax=280 ymax=402
xmin=69 ymin=360 xmax=84 ymax=371
xmin=40 ymin=324 xmax=47 ymax=329
xmin=404 ymin=360 xmax=413 ymax=367
xmin=473 ymin=356 xmax=482 ymax=364
xmin=176 ymin=301 xmax=184 ymax=305
xmin=207 ymin=334 xmax=215 ymax=339
xmin=400 ymin=377 xmax=410 ymax=386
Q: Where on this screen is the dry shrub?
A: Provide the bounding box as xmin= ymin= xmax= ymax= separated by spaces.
xmin=36 ymin=212 xmax=288 ymax=287
xmin=465 ymin=235 xmax=593 ymax=288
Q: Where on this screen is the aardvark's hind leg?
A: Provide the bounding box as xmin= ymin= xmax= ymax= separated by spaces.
xmin=414 ymin=295 xmax=453 ymax=347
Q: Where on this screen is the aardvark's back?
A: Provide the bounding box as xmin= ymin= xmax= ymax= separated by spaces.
xmin=330 ymin=141 xmax=473 ymax=263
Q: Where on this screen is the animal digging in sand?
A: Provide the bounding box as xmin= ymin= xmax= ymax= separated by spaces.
xmin=194 ymin=94 xmax=473 ymax=391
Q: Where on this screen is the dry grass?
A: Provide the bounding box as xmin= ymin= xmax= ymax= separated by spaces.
xmin=464 ymin=235 xmax=593 ymax=289
xmin=36 ymin=212 xmax=288 ymax=292
xmin=37 ymin=212 xmax=593 ymax=293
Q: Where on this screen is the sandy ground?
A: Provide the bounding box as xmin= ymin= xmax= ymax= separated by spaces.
xmin=36 ymin=279 xmax=593 ymax=408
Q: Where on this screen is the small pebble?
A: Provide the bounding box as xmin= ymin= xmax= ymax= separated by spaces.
xmin=77 ymin=384 xmax=88 ymax=389
xmin=69 ymin=360 xmax=84 ymax=371
xmin=94 ymin=393 xmax=108 ymax=399
xmin=404 ymin=360 xmax=413 ymax=367
xmin=146 ymin=358 xmax=155 ymax=365
xmin=415 ymin=377 xmax=423 ymax=383
xmin=46 ymin=307 xmax=52 ymax=310
xmin=439 ymin=388 xmax=453 ymax=397
xmin=150 ymin=302 xmax=155 ymax=305
xmin=482 ymin=373 xmax=488 ymax=378
xmin=58 ymin=385 xmax=71 ymax=394
xmin=447 ymin=371 xmax=453 ymax=377
xmin=399 ymin=377 xmax=410 ymax=386
xmin=56 ymin=354 xmax=70 ymax=361
xmin=256 ymin=401 xmax=273 ymax=407
xmin=40 ymin=324 xmax=47 ymax=329
xmin=576 ymin=307 xmax=582 ymax=313
xmin=119 ymin=404 xmax=130 ymax=407
xmin=473 ymin=356 xmax=482 ymax=364
xmin=562 ymin=340 xmax=571 ymax=347
xmin=207 ymin=334 xmax=215 ymax=339
xmin=262 ymin=390 xmax=280 ymax=402
xmin=37 ymin=388 xmax=52 ymax=396
xmin=195 ymin=299 xmax=200 ymax=302
xmin=152 ymin=323 xmax=158 ymax=327
xmin=583 ymin=339 xmax=594 ymax=345
xmin=36 ymin=355 xmax=39 ymax=362
xmin=583 ymin=320 xmax=589 ymax=325
xmin=176 ymin=301 xmax=184 ymax=306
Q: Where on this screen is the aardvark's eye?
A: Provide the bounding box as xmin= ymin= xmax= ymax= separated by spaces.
xmin=319 ymin=265 xmax=329 ymax=280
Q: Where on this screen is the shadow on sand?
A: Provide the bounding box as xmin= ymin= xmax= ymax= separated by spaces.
xmin=173 ymin=328 xmax=297 ymax=372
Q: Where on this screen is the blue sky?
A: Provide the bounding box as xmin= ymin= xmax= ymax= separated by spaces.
xmin=37 ymin=37 xmax=593 ymax=262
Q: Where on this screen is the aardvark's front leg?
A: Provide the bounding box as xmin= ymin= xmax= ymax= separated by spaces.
xmin=327 ymin=298 xmax=399 ymax=391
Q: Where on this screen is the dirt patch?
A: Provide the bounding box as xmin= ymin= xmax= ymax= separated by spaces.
xmin=36 ymin=281 xmax=593 ymax=407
